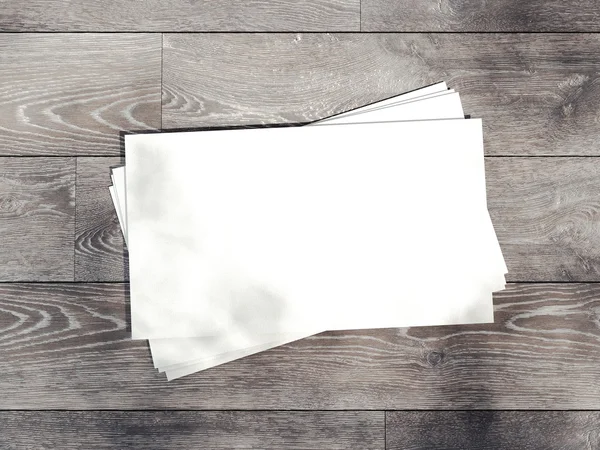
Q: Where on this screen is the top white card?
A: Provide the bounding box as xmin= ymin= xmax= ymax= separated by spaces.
xmin=126 ymin=119 xmax=490 ymax=339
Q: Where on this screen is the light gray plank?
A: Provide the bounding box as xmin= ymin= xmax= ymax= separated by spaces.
xmin=0 ymin=0 xmax=359 ymax=31
xmin=387 ymin=411 xmax=600 ymax=449
xmin=74 ymin=156 xmax=600 ymax=282
xmin=0 ymin=158 xmax=75 ymax=281
xmin=0 ymin=411 xmax=383 ymax=449
xmin=362 ymin=0 xmax=600 ymax=32
xmin=0 ymin=34 xmax=160 ymax=156
xmin=0 ymin=283 xmax=598 ymax=409
xmin=487 ymin=157 xmax=600 ymax=281
xmin=75 ymin=157 xmax=128 ymax=282
xmin=163 ymin=33 xmax=600 ymax=156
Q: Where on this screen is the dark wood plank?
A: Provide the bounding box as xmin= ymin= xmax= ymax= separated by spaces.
xmin=0 ymin=158 xmax=75 ymax=281
xmin=1 ymin=283 xmax=599 ymax=409
xmin=387 ymin=411 xmax=600 ymax=449
xmin=163 ymin=33 xmax=600 ymax=156
xmin=75 ymin=156 xmax=600 ymax=283
xmin=487 ymin=158 xmax=600 ymax=282
xmin=0 ymin=411 xmax=383 ymax=449
xmin=0 ymin=1 xmax=359 ymax=31
xmin=0 ymin=34 xmax=160 ymax=156
xmin=362 ymin=0 xmax=600 ymax=32
xmin=75 ymin=157 xmax=128 ymax=282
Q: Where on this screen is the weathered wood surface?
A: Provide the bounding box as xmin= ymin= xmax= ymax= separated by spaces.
xmin=487 ymin=157 xmax=600 ymax=282
xmin=73 ymin=157 xmax=600 ymax=282
xmin=0 ymin=411 xmax=383 ymax=449
xmin=2 ymin=34 xmax=599 ymax=157
xmin=75 ymin=157 xmax=128 ymax=282
xmin=0 ymin=0 xmax=360 ymax=32
xmin=163 ymin=33 xmax=600 ymax=156
xmin=0 ymin=34 xmax=161 ymax=156
xmin=387 ymin=411 xmax=600 ymax=449
xmin=0 ymin=283 xmax=598 ymax=409
xmin=362 ymin=0 xmax=600 ymax=32
xmin=2 ymin=0 xmax=597 ymax=32
xmin=0 ymin=158 xmax=75 ymax=281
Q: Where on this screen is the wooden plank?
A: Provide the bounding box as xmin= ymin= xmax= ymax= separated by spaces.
xmin=163 ymin=33 xmax=600 ymax=156
xmin=487 ymin=158 xmax=600 ymax=282
xmin=386 ymin=411 xmax=600 ymax=449
xmin=0 ymin=411 xmax=383 ymax=449
xmin=75 ymin=157 xmax=128 ymax=282
xmin=74 ymin=157 xmax=600 ymax=283
xmin=0 ymin=1 xmax=359 ymax=31
xmin=0 ymin=158 xmax=75 ymax=281
xmin=362 ymin=0 xmax=600 ymax=32
xmin=0 ymin=283 xmax=598 ymax=409
xmin=0 ymin=34 xmax=160 ymax=156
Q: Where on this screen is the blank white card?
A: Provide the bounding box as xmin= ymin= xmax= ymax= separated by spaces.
xmin=125 ymin=118 xmax=496 ymax=344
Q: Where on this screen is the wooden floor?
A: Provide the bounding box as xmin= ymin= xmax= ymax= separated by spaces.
xmin=1 ymin=2 xmax=600 ymax=449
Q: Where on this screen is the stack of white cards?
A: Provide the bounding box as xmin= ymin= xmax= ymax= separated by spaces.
xmin=109 ymin=82 xmax=507 ymax=380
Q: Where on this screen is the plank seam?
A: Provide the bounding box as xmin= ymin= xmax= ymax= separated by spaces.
xmin=73 ymin=157 xmax=78 ymax=282
xmin=1 ymin=280 xmax=600 ymax=284
xmin=1 ymin=408 xmax=598 ymax=412
xmin=161 ymin=33 xmax=164 ymax=130
xmin=384 ymin=410 xmax=387 ymax=450
xmin=4 ymin=154 xmax=600 ymax=158
xmin=1 ymin=31 xmax=600 ymax=34
xmin=359 ymin=0 xmax=362 ymax=32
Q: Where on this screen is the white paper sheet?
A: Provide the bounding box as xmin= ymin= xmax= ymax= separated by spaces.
xmin=112 ymin=83 xmax=466 ymax=372
xmin=318 ymin=92 xmax=464 ymax=125
xmin=125 ymin=118 xmax=496 ymax=343
xmin=320 ymin=89 xmax=456 ymax=122
xmin=159 ymin=335 xmax=308 ymax=381
xmin=109 ymin=85 xmax=506 ymax=377
xmin=324 ymin=81 xmax=449 ymax=119
xmin=111 ymin=89 xmax=506 ymax=372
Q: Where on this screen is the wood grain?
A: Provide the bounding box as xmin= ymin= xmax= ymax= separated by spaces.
xmin=362 ymin=0 xmax=600 ymax=32
xmin=0 ymin=158 xmax=75 ymax=281
xmin=487 ymin=158 xmax=600 ymax=282
xmin=163 ymin=33 xmax=600 ymax=156
xmin=0 ymin=34 xmax=160 ymax=156
xmin=387 ymin=411 xmax=600 ymax=449
xmin=0 ymin=283 xmax=599 ymax=409
xmin=0 ymin=0 xmax=359 ymax=31
xmin=0 ymin=411 xmax=383 ymax=449
xmin=75 ymin=157 xmax=128 ymax=282
xmin=74 ymin=156 xmax=600 ymax=283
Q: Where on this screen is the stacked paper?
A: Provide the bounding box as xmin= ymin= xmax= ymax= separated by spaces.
xmin=109 ymin=82 xmax=507 ymax=380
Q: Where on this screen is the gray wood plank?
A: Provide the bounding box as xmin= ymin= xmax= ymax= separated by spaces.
xmin=0 ymin=411 xmax=383 ymax=449
xmin=362 ymin=0 xmax=600 ymax=32
xmin=74 ymin=156 xmax=600 ymax=282
xmin=0 ymin=34 xmax=160 ymax=156
xmin=0 ymin=158 xmax=75 ymax=281
xmin=386 ymin=411 xmax=600 ymax=449
xmin=0 ymin=283 xmax=598 ymax=409
xmin=75 ymin=157 xmax=128 ymax=282
xmin=163 ymin=33 xmax=600 ymax=156
xmin=487 ymin=157 xmax=600 ymax=282
xmin=0 ymin=0 xmax=359 ymax=31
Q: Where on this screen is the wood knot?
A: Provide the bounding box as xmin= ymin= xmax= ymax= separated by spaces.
xmin=0 ymin=196 xmax=19 ymax=213
xmin=562 ymin=103 xmax=575 ymax=118
xmin=568 ymin=73 xmax=589 ymax=87
xmin=426 ymin=351 xmax=444 ymax=367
